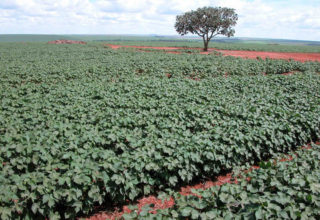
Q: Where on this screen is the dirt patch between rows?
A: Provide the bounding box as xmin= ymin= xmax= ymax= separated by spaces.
xmin=84 ymin=141 xmax=319 ymax=220
xmin=105 ymin=44 xmax=320 ymax=62
xmin=48 ymin=40 xmax=87 ymax=45
xmin=215 ymin=50 xmax=320 ymax=62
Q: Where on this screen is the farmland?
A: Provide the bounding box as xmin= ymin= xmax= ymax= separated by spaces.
xmin=0 ymin=41 xmax=320 ymax=219
xmin=1 ymin=34 xmax=320 ymax=52
xmin=113 ymin=143 xmax=320 ymax=219
xmin=105 ymin=44 xmax=320 ymax=62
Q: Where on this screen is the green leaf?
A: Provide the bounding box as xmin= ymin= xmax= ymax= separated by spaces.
xmin=206 ymin=210 xmax=218 ymax=218
xmin=255 ymin=207 xmax=263 ymax=219
xmin=181 ymin=207 xmax=192 ymax=217
xmin=169 ymin=176 xmax=178 ymax=186
xmin=191 ymin=209 xmax=199 ymax=219
xmin=31 ymin=203 xmax=39 ymax=214
xmin=144 ymin=185 xmax=151 ymax=194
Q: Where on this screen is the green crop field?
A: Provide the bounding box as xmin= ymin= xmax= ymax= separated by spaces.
xmin=0 ymin=42 xmax=320 ymax=219
xmin=122 ymin=143 xmax=320 ymax=219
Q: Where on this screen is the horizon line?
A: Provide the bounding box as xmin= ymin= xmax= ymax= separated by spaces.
xmin=1 ymin=34 xmax=320 ymax=43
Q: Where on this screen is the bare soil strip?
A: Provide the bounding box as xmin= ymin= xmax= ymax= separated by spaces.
xmin=105 ymin=44 xmax=320 ymax=62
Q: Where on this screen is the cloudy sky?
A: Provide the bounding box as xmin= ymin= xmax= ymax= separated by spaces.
xmin=0 ymin=0 xmax=319 ymax=41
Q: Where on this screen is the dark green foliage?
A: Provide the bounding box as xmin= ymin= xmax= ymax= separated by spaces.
xmin=0 ymin=43 xmax=320 ymax=219
xmin=175 ymin=7 xmax=238 ymax=51
xmin=1 ymin=43 xmax=318 ymax=84
xmin=124 ymin=143 xmax=320 ymax=219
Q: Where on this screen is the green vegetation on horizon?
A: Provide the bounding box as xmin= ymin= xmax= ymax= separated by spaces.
xmin=1 ymin=34 xmax=320 ymax=52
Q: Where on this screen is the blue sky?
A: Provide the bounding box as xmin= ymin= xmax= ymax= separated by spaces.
xmin=0 ymin=0 xmax=319 ymax=41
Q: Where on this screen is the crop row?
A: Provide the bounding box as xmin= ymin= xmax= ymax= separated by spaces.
xmin=122 ymin=143 xmax=320 ymax=219
xmin=1 ymin=71 xmax=320 ymax=218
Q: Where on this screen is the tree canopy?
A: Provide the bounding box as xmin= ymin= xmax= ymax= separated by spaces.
xmin=175 ymin=7 xmax=238 ymax=51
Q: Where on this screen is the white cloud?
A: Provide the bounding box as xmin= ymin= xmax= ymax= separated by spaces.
xmin=0 ymin=0 xmax=319 ymax=41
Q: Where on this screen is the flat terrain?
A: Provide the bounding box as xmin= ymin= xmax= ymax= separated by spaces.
xmin=105 ymin=44 xmax=320 ymax=62
xmin=0 ymin=42 xmax=320 ymax=220
xmin=1 ymin=34 xmax=320 ymax=52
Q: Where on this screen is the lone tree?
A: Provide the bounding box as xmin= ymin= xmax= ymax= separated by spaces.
xmin=175 ymin=6 xmax=238 ymax=51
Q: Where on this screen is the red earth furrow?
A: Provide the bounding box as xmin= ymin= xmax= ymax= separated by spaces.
xmin=215 ymin=50 xmax=320 ymax=62
xmin=104 ymin=44 xmax=320 ymax=62
xmin=84 ymin=141 xmax=319 ymax=220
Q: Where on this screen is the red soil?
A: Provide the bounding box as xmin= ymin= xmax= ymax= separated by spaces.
xmin=179 ymin=173 xmax=239 ymax=198
xmin=215 ymin=50 xmax=320 ymax=62
xmin=48 ymin=40 xmax=87 ymax=45
xmin=105 ymin=44 xmax=320 ymax=62
xmin=86 ymin=196 xmax=175 ymax=220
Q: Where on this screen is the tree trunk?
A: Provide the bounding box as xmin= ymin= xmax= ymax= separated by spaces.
xmin=204 ymin=41 xmax=208 ymax=51
xmin=203 ymin=35 xmax=209 ymax=51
